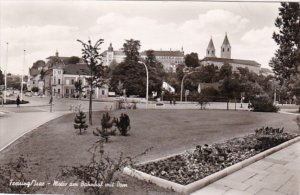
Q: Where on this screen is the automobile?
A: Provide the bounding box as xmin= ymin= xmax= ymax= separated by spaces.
xmin=33 ymin=92 xmax=39 ymax=96
xmin=25 ymin=91 xmax=32 ymax=97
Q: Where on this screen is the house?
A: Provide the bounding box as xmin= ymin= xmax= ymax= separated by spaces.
xmin=200 ymin=34 xmax=261 ymax=74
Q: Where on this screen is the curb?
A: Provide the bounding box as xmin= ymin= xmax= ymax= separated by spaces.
xmin=123 ymin=135 xmax=300 ymax=194
xmin=0 ymin=112 xmax=68 ymax=152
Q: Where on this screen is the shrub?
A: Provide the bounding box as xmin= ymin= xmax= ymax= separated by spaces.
xmin=0 ymin=156 xmax=32 ymax=194
xmin=61 ymin=140 xmax=131 ymax=195
xmin=197 ymin=93 xmax=209 ymax=110
xmin=115 ymin=113 xmax=131 ymax=136
xmin=249 ymin=95 xmax=279 ymax=112
xmin=93 ymin=112 xmax=116 ymax=142
xmin=254 ymin=126 xmax=291 ymax=151
xmin=74 ymin=111 xmax=88 ymax=135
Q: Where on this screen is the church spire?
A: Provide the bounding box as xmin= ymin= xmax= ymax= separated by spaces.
xmin=206 ymin=37 xmax=216 ymax=57
xmin=221 ymin=33 xmax=231 ymax=59
xmin=108 ymin=43 xmax=113 ymax=52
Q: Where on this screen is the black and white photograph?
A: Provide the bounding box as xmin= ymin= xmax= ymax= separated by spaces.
xmin=0 ymin=0 xmax=300 ymax=194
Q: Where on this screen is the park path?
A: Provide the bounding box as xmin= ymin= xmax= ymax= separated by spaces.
xmin=0 ymin=111 xmax=68 ymax=152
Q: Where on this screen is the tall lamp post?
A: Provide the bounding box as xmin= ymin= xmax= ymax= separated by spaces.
xmin=180 ymin=71 xmax=196 ymax=102
xmin=20 ymin=50 xmax=26 ymax=101
xmin=4 ymin=42 xmax=8 ymax=104
xmin=138 ymin=61 xmax=149 ymax=109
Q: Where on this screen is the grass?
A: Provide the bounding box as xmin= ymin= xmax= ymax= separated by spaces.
xmin=0 ymin=109 xmax=298 ymax=195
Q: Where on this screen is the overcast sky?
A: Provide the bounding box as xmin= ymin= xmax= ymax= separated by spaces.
xmin=0 ymin=0 xmax=281 ymax=75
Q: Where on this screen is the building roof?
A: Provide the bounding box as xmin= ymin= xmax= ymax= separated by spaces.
xmin=141 ymin=50 xmax=184 ymax=57
xmin=207 ymin=38 xmax=215 ymax=50
xmin=63 ymin=63 xmax=90 ymax=75
xmin=101 ymin=50 xmax=125 ymax=56
xmin=222 ymin=34 xmax=231 ymax=46
xmin=201 ymin=57 xmax=260 ymax=67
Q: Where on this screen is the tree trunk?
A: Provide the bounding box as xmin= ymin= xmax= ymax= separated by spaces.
xmin=89 ymin=85 xmax=93 ymax=125
xmin=234 ymin=98 xmax=237 ymax=111
xmin=227 ymin=100 xmax=229 ymax=110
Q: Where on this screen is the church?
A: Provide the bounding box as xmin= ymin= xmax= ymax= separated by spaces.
xmin=200 ymin=34 xmax=261 ymax=74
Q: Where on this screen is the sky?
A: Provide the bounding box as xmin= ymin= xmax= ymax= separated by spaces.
xmin=0 ymin=0 xmax=281 ymax=75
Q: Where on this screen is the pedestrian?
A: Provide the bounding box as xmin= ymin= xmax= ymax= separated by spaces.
xmin=16 ymin=95 xmax=20 ymax=108
xmin=170 ymin=99 xmax=172 ymax=105
xmin=173 ymin=98 xmax=176 ymax=105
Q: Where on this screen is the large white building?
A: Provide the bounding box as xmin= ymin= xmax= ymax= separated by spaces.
xmin=201 ymin=34 xmax=261 ymax=74
xmin=101 ymin=43 xmax=184 ymax=72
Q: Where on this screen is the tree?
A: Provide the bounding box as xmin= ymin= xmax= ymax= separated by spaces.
xmin=73 ymin=111 xmax=88 ymax=135
xmin=111 ymin=39 xmax=150 ymax=97
xmin=74 ymin=79 xmax=83 ymax=98
xmin=185 ymin=52 xmax=199 ymax=68
xmin=114 ymin=113 xmax=131 ymax=136
xmin=67 ymin=56 xmax=80 ymax=64
xmin=78 ymin=39 xmax=106 ymax=125
xmin=270 ymin=2 xmax=300 ymax=85
xmin=94 ymin=112 xmax=116 ymax=142
xmin=219 ymin=63 xmax=233 ymax=80
xmin=40 ymin=69 xmax=46 ymax=94
xmin=198 ymin=64 xmax=218 ymax=83
xmin=219 ymin=75 xmax=242 ymax=110
xmin=0 ymin=69 xmax=4 ymax=85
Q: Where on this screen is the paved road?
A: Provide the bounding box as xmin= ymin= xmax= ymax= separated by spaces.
xmin=0 ymin=111 xmax=67 ymax=151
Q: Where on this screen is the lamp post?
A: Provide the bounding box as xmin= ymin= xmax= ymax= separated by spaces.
xmin=180 ymin=71 xmax=196 ymax=102
xmin=4 ymin=42 xmax=8 ymax=104
xmin=20 ymin=50 xmax=25 ymax=101
xmin=138 ymin=61 xmax=149 ymax=109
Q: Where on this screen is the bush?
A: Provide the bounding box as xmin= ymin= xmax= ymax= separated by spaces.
xmin=254 ymin=126 xmax=291 ymax=151
xmin=74 ymin=111 xmax=88 ymax=135
xmin=93 ymin=112 xmax=116 ymax=142
xmin=249 ymin=95 xmax=279 ymax=112
xmin=2 ymin=99 xmax=29 ymax=105
xmin=115 ymin=113 xmax=131 ymax=136
xmin=0 ymin=156 xmax=33 ymax=194
xmin=31 ymin=87 xmax=39 ymax=92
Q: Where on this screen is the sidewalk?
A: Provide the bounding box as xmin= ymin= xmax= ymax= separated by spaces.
xmin=192 ymin=140 xmax=300 ymax=195
xmin=0 ymin=111 xmax=68 ymax=152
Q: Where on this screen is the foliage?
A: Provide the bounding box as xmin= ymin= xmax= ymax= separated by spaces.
xmin=77 ymin=39 xmax=106 ymax=125
xmin=184 ymin=52 xmax=199 ymax=68
xmin=254 ymin=126 xmax=290 ymax=151
xmin=31 ymin=87 xmax=39 ymax=92
xmin=93 ymin=112 xmax=116 ymax=142
xmin=197 ymin=93 xmax=209 ymax=110
xmin=219 ymin=63 xmax=233 ymax=80
xmin=111 ymin=40 xmax=164 ymax=97
xmin=270 ymin=2 xmax=300 ymax=85
xmin=74 ymin=111 xmax=88 ymax=135
xmin=0 ymin=69 xmax=4 ymax=85
xmin=198 ymin=64 xmax=218 ymax=83
xmin=61 ymin=140 xmax=131 ymax=195
xmin=67 ymin=56 xmax=80 ymax=64
xmin=249 ymin=95 xmax=279 ymax=112
xmin=74 ymin=79 xmax=83 ymax=98
xmin=114 ymin=113 xmax=131 ymax=136
xmin=0 ymin=156 xmax=32 ymax=194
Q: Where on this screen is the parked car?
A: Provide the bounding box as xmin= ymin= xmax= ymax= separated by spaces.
xmin=25 ymin=91 xmax=32 ymax=97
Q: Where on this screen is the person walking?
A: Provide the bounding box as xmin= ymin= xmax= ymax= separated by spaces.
xmin=16 ymin=95 xmax=20 ymax=108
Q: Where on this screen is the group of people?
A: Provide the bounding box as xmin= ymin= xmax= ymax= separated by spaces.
xmin=169 ymin=98 xmax=176 ymax=105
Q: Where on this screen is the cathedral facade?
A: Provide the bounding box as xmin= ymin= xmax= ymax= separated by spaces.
xmin=201 ymin=34 xmax=261 ymax=74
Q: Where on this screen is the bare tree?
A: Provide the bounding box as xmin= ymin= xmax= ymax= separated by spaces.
xmin=77 ymin=39 xmax=106 ymax=125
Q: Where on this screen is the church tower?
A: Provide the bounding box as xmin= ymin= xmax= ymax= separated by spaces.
xmin=206 ymin=37 xmax=216 ymax=57
xmin=221 ymin=33 xmax=231 ymax=59
xmin=106 ymin=43 xmax=114 ymax=66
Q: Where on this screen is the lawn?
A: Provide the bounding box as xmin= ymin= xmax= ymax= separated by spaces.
xmin=0 ymin=109 xmax=298 ymax=195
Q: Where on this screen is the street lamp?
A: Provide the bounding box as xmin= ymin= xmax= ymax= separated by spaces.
xmin=180 ymin=71 xmax=196 ymax=102
xmin=4 ymin=42 xmax=8 ymax=104
xmin=138 ymin=61 xmax=149 ymax=109
xmin=20 ymin=50 xmax=26 ymax=101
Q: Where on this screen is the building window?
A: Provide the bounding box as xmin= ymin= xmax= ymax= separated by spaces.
xmin=71 ymin=79 xmax=74 ymax=84
xmin=223 ymin=48 xmax=225 ymax=52
xmin=66 ymin=89 xmax=69 ymax=94
xmin=228 ymin=48 xmax=230 ymax=52
xmin=58 ymin=79 xmax=61 ymax=85
xmin=66 ymin=79 xmax=69 ymax=85
xmin=102 ymin=90 xmax=105 ymax=95
xmin=208 ymin=51 xmax=210 ymax=54
xmin=58 ymin=89 xmax=60 ymax=94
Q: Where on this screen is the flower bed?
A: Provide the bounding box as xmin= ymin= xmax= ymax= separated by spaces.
xmin=134 ymin=127 xmax=298 ymax=185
